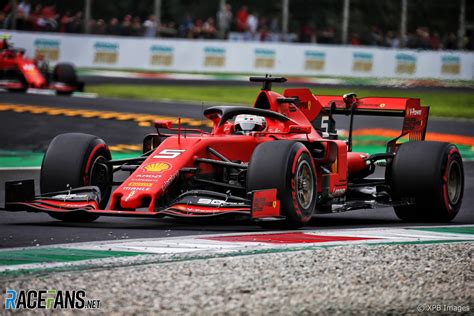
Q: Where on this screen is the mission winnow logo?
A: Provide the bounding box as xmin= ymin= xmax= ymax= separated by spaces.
xmin=4 ymin=289 xmax=101 ymax=310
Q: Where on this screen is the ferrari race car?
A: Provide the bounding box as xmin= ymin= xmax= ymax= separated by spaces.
xmin=3 ymin=76 xmax=464 ymax=228
xmin=0 ymin=35 xmax=83 ymax=94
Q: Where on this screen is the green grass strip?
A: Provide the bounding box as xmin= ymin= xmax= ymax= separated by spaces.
xmin=411 ymin=226 xmax=474 ymax=235
xmin=0 ymin=247 xmax=144 ymax=266
xmin=86 ymin=84 xmax=474 ymax=119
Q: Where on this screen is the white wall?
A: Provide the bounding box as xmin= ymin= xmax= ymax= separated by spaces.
xmin=9 ymin=31 xmax=474 ymax=80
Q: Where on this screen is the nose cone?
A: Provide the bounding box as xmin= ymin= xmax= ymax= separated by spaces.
xmin=120 ymin=190 xmax=143 ymax=209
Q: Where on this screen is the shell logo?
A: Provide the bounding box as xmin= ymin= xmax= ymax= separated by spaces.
xmin=143 ymin=162 xmax=171 ymax=173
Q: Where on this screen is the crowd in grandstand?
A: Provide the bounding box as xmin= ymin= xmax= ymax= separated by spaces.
xmin=0 ymin=0 xmax=471 ymax=50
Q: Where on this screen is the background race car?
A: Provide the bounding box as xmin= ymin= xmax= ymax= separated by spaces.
xmin=0 ymin=35 xmax=83 ymax=94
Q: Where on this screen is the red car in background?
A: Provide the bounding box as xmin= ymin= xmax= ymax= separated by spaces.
xmin=0 ymin=36 xmax=83 ymax=94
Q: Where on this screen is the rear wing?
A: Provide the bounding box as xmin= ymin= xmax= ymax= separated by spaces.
xmin=316 ymin=95 xmax=430 ymax=143
xmin=283 ymin=88 xmax=429 ymax=144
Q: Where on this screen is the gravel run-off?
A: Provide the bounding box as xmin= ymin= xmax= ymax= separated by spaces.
xmin=1 ymin=242 xmax=472 ymax=315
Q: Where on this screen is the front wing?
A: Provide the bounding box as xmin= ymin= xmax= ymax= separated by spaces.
xmin=3 ymin=180 xmax=281 ymax=220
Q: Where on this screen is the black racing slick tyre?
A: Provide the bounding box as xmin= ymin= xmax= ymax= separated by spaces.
xmin=389 ymin=141 xmax=464 ymax=222
xmin=247 ymin=141 xmax=317 ymax=229
xmin=41 ymin=133 xmax=112 ymax=222
xmin=53 ymin=63 xmax=77 ymax=84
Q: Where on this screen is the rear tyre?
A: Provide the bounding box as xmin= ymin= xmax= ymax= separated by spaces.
xmin=53 ymin=63 xmax=79 ymax=95
xmin=41 ymin=133 xmax=112 ymax=222
xmin=248 ymin=141 xmax=317 ymax=229
xmin=53 ymin=63 xmax=77 ymax=84
xmin=389 ymin=141 xmax=464 ymax=222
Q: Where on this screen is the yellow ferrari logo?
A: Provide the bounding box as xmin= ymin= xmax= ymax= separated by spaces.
xmin=379 ymin=103 xmax=385 ymax=108
xmin=308 ymin=101 xmax=312 ymax=110
xmin=143 ymin=162 xmax=171 ymax=173
xmin=272 ymin=201 xmax=277 ymax=208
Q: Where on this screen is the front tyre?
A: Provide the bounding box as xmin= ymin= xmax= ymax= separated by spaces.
xmin=389 ymin=141 xmax=464 ymax=222
xmin=41 ymin=133 xmax=112 ymax=222
xmin=247 ymin=141 xmax=317 ymax=229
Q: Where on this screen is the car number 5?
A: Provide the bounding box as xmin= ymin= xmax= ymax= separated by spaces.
xmin=153 ymin=149 xmax=185 ymax=159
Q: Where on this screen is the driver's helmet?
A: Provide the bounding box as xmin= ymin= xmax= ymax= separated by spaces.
xmin=0 ymin=34 xmax=11 ymax=50
xmin=234 ymin=114 xmax=266 ymax=133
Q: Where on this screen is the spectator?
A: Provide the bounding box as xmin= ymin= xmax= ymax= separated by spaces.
xmin=369 ymin=26 xmax=383 ymax=46
xmin=191 ymin=19 xmax=203 ymax=38
xmin=59 ymin=11 xmax=73 ymax=33
xmin=259 ymin=24 xmax=269 ymax=41
xmin=131 ymin=16 xmax=142 ymax=36
xmin=120 ymin=14 xmax=132 ymax=36
xmin=417 ymin=27 xmax=431 ymax=49
xmin=178 ymin=14 xmax=193 ymax=38
xmin=270 ymin=16 xmax=279 ymax=33
xmin=0 ymin=12 xmax=6 ymax=29
xmin=37 ymin=5 xmax=58 ymax=32
xmin=384 ymin=31 xmax=399 ymax=48
xmin=107 ymin=17 xmax=120 ymax=35
xmin=299 ymin=22 xmax=315 ymax=43
xmin=18 ymin=0 xmax=31 ymax=18
xmin=2 ymin=4 xmax=464 ymax=52
xmin=246 ymin=11 xmax=258 ymax=40
xmin=14 ymin=9 xmax=28 ymax=30
xmin=202 ymin=17 xmax=217 ymax=39
xmin=159 ymin=22 xmax=178 ymax=38
xmin=430 ymin=32 xmax=440 ymax=50
xmin=87 ymin=19 xmax=97 ymax=34
xmin=235 ymin=5 xmax=248 ymax=32
xmin=319 ymin=27 xmax=336 ymax=44
xmin=143 ymin=15 xmax=158 ymax=38
xmin=69 ymin=11 xmax=83 ymax=33
xmin=217 ymin=3 xmax=232 ymax=39
xmin=92 ymin=19 xmax=107 ymax=35
xmin=350 ymin=32 xmax=361 ymax=45
xmin=28 ymin=4 xmax=43 ymax=31
xmin=444 ymin=32 xmax=457 ymax=50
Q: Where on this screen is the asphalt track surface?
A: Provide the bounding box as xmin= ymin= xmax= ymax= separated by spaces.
xmin=0 ymin=89 xmax=473 ymax=249
xmin=1 ymin=91 xmax=473 ymax=152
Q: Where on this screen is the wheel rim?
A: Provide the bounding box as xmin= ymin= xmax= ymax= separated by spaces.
xmin=447 ymin=160 xmax=462 ymax=205
xmin=295 ymin=160 xmax=314 ymax=209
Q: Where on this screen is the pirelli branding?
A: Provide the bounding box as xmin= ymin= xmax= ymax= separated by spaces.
xmin=254 ymin=48 xmax=275 ymax=69
xmin=203 ymin=47 xmax=226 ymax=67
xmin=304 ymin=50 xmax=325 ymax=71
xmin=93 ymin=42 xmax=119 ymax=65
xmin=127 ymin=182 xmax=153 ymax=187
xmin=395 ymin=53 xmax=417 ymax=74
xmin=150 ymin=45 xmax=173 ymax=66
xmin=34 ymin=39 xmax=60 ymax=61
xmin=352 ymin=52 xmax=373 ymax=73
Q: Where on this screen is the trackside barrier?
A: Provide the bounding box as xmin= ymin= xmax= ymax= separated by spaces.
xmin=9 ymin=31 xmax=474 ymax=80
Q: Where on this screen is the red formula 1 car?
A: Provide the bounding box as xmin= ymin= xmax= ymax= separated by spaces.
xmin=3 ymin=76 xmax=464 ymax=228
xmin=0 ymin=36 xmax=83 ymax=94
